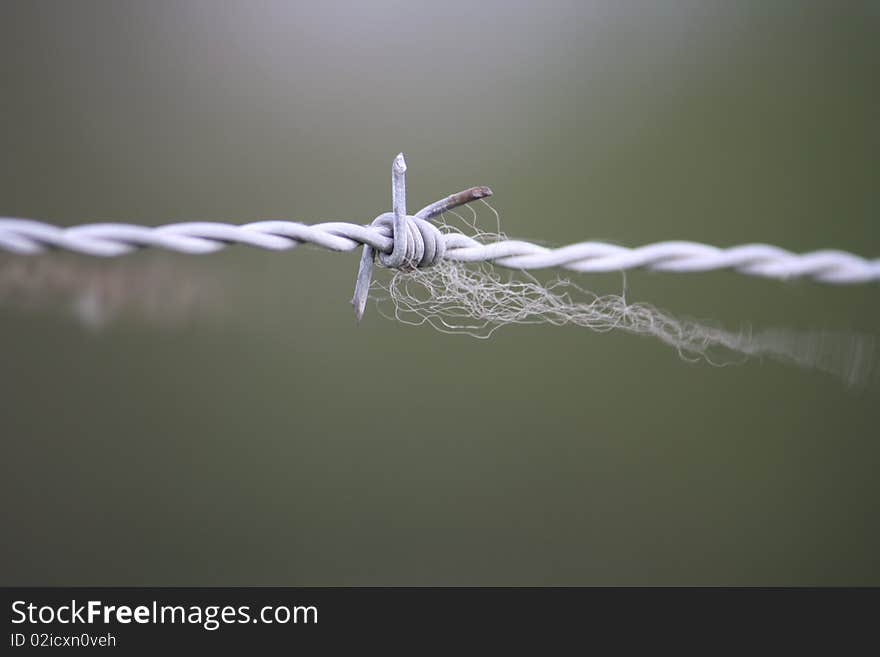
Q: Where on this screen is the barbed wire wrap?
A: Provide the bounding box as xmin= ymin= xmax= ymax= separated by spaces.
xmin=1 ymin=217 xmax=878 ymax=284
xmin=2 ymin=152 xmax=878 ymax=293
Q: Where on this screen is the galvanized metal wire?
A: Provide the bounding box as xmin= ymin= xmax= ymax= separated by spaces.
xmin=1 ymin=153 xmax=877 ymax=319
xmin=2 ymin=216 xmax=877 ymax=283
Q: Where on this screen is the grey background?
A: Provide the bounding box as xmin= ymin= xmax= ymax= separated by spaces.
xmin=1 ymin=1 xmax=878 ymax=585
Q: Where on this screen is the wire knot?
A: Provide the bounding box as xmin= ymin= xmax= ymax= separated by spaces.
xmin=351 ymin=152 xmax=492 ymax=321
xmin=371 ymin=211 xmax=446 ymax=272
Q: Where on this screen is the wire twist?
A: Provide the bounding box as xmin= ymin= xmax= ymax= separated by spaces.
xmin=0 ymin=154 xmax=877 ymax=319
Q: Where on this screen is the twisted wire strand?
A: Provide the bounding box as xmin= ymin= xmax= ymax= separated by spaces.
xmin=0 ymin=217 xmax=878 ymax=284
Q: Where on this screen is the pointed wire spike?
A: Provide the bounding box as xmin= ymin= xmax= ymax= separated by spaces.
xmin=393 ymin=152 xmax=407 ymax=174
xmin=352 ymin=243 xmax=375 ymax=322
xmin=387 ymin=151 xmax=408 ymax=269
xmin=414 ymin=186 xmax=495 ymax=221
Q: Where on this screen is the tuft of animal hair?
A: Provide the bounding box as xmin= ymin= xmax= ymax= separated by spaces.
xmin=374 ymin=202 xmax=876 ymax=386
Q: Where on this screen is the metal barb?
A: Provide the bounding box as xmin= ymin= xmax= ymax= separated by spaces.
xmin=351 ymin=154 xmax=493 ymax=322
xmin=386 ymin=153 xmax=409 ymax=270
xmin=415 ymin=186 xmax=494 ymax=221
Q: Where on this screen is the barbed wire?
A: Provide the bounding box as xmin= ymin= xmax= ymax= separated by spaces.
xmin=1 ymin=154 xmax=877 ymax=319
xmin=4 ymin=217 xmax=877 ymax=280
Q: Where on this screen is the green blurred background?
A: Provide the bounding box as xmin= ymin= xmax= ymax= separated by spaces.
xmin=1 ymin=1 xmax=878 ymax=585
